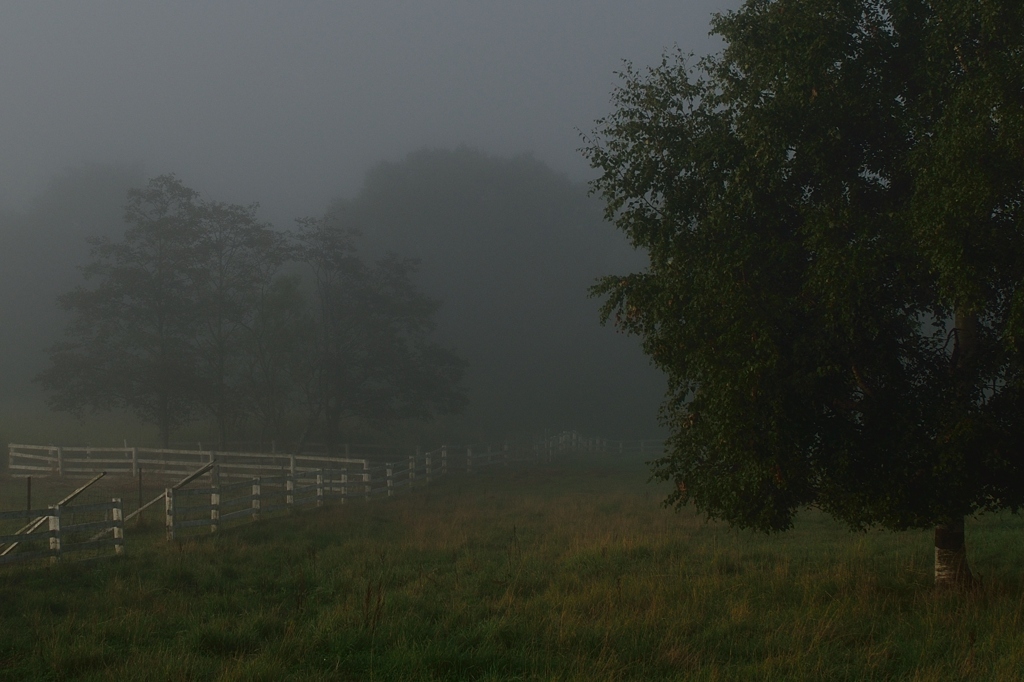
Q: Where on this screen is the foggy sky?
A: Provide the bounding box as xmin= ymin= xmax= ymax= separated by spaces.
xmin=0 ymin=1 xmax=735 ymax=223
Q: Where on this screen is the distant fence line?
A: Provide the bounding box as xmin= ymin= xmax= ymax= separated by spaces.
xmin=8 ymin=432 xmax=663 ymax=480
xmin=165 ymin=449 xmax=479 ymax=540
xmin=8 ymin=444 xmax=373 ymax=480
xmin=0 ymin=432 xmax=664 ymax=564
xmin=159 ymin=445 xmax=539 ymax=540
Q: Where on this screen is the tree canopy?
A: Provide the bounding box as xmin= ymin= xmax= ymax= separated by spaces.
xmin=585 ymin=0 xmax=1024 ymax=586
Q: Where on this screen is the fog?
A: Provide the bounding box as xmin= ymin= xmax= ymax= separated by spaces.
xmin=0 ymin=1 xmax=737 ymax=444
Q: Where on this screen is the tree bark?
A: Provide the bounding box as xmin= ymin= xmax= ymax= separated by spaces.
xmin=934 ymin=517 xmax=973 ymax=588
xmin=932 ymin=309 xmax=978 ymax=589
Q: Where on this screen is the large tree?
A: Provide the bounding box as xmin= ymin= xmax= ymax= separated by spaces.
xmin=190 ymin=199 xmax=285 ymax=448
xmin=293 ymin=216 xmax=467 ymax=454
xmin=38 ymin=175 xmax=204 ymax=446
xmin=585 ymin=0 xmax=1024 ymax=587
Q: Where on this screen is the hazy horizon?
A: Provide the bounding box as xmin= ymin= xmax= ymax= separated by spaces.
xmin=1 ymin=1 xmax=735 ymax=224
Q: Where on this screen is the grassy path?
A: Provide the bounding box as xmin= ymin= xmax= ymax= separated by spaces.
xmin=0 ymin=457 xmax=1022 ymax=680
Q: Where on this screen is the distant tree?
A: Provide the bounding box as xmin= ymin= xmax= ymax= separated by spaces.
xmin=0 ymin=163 xmax=143 ymax=399
xmin=293 ymin=216 xmax=467 ymax=454
xmin=327 ymin=148 xmax=663 ymax=436
xmin=239 ymin=271 xmax=310 ymax=449
xmin=40 ymin=176 xmax=466 ymax=451
xmin=585 ymin=0 xmax=1024 ymax=587
xmin=38 ymin=175 xmax=203 ymax=446
xmin=190 ymin=199 xmax=286 ymax=448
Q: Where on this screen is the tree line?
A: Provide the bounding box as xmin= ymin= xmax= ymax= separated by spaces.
xmin=37 ymin=175 xmax=466 ymax=450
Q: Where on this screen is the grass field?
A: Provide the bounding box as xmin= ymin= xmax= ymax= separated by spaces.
xmin=0 ymin=454 xmax=1022 ymax=681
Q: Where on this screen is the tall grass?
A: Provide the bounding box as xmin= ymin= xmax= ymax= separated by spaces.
xmin=0 ymin=456 xmax=1022 ymax=680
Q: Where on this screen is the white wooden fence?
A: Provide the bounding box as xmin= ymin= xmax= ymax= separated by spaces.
xmin=162 ymin=443 xmax=546 ymax=539
xmin=7 ymin=444 xmax=375 ymax=479
xmin=4 ymin=433 xmax=659 ymax=547
xmin=0 ymin=500 xmax=124 ymax=565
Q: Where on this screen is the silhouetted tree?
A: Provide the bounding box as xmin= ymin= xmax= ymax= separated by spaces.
xmin=293 ymin=216 xmax=466 ymax=454
xmin=38 ymin=175 xmax=203 ymax=446
xmin=40 ymin=177 xmax=467 ymax=452
xmin=585 ymin=0 xmax=1024 ymax=587
xmin=191 ymin=199 xmax=286 ymax=448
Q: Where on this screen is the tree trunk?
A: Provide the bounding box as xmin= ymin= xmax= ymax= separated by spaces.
xmin=934 ymin=517 xmax=973 ymax=588
xmin=933 ymin=309 xmax=979 ymax=589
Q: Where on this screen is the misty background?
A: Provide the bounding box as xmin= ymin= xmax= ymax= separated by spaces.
xmin=0 ymin=1 xmax=735 ymax=444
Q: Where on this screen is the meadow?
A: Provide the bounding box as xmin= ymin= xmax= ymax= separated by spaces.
xmin=0 ymin=453 xmax=1022 ymax=681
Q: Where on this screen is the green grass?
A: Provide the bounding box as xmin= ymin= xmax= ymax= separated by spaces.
xmin=0 ymin=456 xmax=1022 ymax=680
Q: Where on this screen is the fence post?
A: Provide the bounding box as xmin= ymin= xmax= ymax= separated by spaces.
xmin=364 ymin=464 xmax=371 ymax=500
xmin=210 ymin=464 xmax=221 ymax=534
xmin=341 ymin=472 xmax=348 ymax=504
xmin=387 ymin=465 xmax=394 ymax=497
xmin=409 ymin=454 xmax=416 ymax=484
xmin=441 ymin=445 xmax=448 ymax=475
xmin=286 ymin=476 xmax=294 ymax=508
xmin=131 ymin=447 xmax=138 ymax=477
xmin=252 ymin=477 xmax=261 ymax=522
xmin=165 ymin=488 xmax=175 ymax=541
xmin=289 ymin=454 xmax=296 ymax=477
xmin=316 ymin=472 xmax=324 ymax=508
xmin=56 ymin=447 xmax=63 ymax=476
xmin=467 ymin=446 xmax=473 ymax=474
xmin=112 ymin=498 xmax=124 ymax=556
xmin=48 ymin=505 xmax=61 ymax=564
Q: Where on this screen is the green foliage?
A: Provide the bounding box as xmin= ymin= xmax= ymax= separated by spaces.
xmin=584 ymin=0 xmax=1024 ymax=533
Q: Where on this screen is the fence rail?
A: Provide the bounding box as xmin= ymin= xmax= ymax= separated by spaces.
xmin=0 ymin=500 xmax=123 ymax=566
xmin=7 ymin=444 xmax=375 ymax=480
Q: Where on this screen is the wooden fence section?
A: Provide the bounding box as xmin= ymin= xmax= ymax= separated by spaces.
xmin=7 ymin=442 xmax=543 ymax=480
xmin=7 ymin=444 xmax=373 ymax=480
xmin=0 ymin=500 xmax=124 ymax=566
xmin=4 ymin=434 xmax=653 ymax=546
xmin=8 ymin=433 xmax=660 ymax=481
xmin=162 ymin=444 xmax=542 ymax=539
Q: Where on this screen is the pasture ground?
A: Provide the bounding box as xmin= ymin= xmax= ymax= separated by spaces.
xmin=0 ymin=454 xmax=1022 ymax=681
